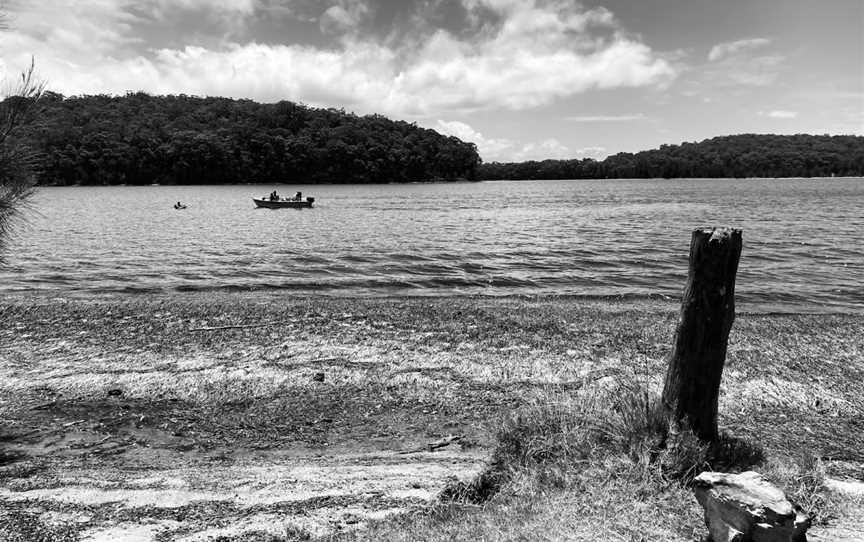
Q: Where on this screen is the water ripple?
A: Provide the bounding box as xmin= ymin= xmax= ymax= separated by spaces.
xmin=1 ymin=178 xmax=862 ymax=313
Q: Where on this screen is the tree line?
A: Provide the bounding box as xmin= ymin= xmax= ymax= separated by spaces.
xmin=11 ymin=92 xmax=864 ymax=185
xmin=479 ymin=134 xmax=864 ymax=180
xmin=18 ymin=92 xmax=481 ymax=185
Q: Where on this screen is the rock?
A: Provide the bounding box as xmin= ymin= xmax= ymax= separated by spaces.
xmin=312 ymin=372 xmax=325 ymax=382
xmin=693 ymin=471 xmax=810 ymax=542
xmin=107 ymin=388 xmax=123 ymax=397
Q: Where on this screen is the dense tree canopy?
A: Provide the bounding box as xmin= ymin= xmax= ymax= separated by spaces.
xmin=12 ymin=93 xmax=863 ymax=185
xmin=18 ymin=93 xmax=481 ymax=185
xmin=480 ymin=134 xmax=864 ymax=180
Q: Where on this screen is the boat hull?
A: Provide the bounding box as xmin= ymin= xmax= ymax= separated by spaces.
xmin=253 ymin=198 xmax=313 ymax=209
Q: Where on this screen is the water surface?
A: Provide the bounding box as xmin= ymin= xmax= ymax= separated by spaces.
xmin=2 ymin=178 xmax=862 ymax=313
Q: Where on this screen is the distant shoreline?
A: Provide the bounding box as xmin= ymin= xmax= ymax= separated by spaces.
xmin=472 ymin=176 xmax=864 ymax=183
xmin=33 ymin=175 xmax=864 ymax=187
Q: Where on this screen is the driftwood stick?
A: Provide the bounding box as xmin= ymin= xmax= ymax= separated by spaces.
xmin=188 ymin=322 xmax=287 ymax=332
xmin=397 ymin=435 xmax=463 ymax=455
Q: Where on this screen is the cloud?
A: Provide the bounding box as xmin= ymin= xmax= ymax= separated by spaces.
xmin=725 ymin=54 xmax=785 ymax=86
xmin=434 ymin=119 xmax=515 ymax=160
xmin=511 ymin=138 xmax=571 ymax=161
xmin=574 ymin=146 xmax=607 ymax=158
xmin=708 ymin=38 xmax=771 ymax=62
xmin=146 ymin=0 xmax=257 ymax=18
xmin=319 ymin=0 xmax=370 ymax=35
xmin=435 ymin=119 xmax=588 ymax=161
xmin=1 ymin=0 xmax=677 ymax=116
xmin=3 ymin=1 xmax=142 ymax=57
xmin=695 ymin=37 xmax=784 ymax=88
xmin=760 ymin=110 xmax=798 ymax=119
xmin=565 ymin=114 xmax=646 ymax=122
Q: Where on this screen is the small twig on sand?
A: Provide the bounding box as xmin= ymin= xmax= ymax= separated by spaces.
xmin=398 ymin=435 xmax=463 ymax=455
xmin=30 ymin=401 xmax=56 ymax=411
xmin=307 ymin=357 xmax=342 ymax=364
xmin=62 ymin=420 xmax=85 ymax=428
xmin=92 ymin=443 xmax=129 ymax=456
xmin=188 ymin=322 xmax=287 ymax=332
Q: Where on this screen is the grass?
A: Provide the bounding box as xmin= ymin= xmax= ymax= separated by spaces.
xmin=338 ymin=388 xmax=700 ymax=541
xmin=1 ymin=293 xmax=862 ymax=540
xmin=340 ymin=389 xmax=839 ymax=542
xmin=344 ymin=385 xmax=768 ymax=542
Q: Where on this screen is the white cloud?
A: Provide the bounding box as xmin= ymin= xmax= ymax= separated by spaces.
xmin=699 ymin=37 xmax=783 ymax=88
xmin=434 ymin=119 xmax=515 ymax=160
xmin=319 ymin=0 xmax=370 ymax=35
xmin=1 ymin=0 xmax=677 ymax=116
xmin=708 ymin=38 xmax=771 ymax=62
xmin=574 ymin=146 xmax=607 ymax=158
xmin=3 ymin=1 xmax=142 ymax=58
xmin=511 ymin=138 xmax=571 ymax=161
xmin=435 ymin=119 xmax=583 ymax=162
xmin=760 ymin=110 xmax=799 ymax=119
xmin=725 ymin=54 xmax=785 ymax=86
xmin=565 ymin=114 xmax=646 ymax=122
xmin=150 ymin=0 xmax=256 ymax=16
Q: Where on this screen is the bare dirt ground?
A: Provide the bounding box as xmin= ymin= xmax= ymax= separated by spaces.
xmin=1 ymin=293 xmax=862 ymax=541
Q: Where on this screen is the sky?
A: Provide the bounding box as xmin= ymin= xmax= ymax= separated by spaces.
xmin=1 ymin=0 xmax=862 ymax=162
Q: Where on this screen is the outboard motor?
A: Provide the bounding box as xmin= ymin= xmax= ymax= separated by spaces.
xmin=306 ymin=197 xmax=315 ymax=203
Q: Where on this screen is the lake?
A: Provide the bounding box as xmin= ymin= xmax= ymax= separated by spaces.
xmin=1 ymin=178 xmax=862 ymax=313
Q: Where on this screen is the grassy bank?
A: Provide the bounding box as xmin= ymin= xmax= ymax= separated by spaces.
xmin=1 ymin=293 xmax=862 ymax=540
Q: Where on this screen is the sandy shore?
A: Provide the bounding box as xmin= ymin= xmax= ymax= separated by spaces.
xmin=1 ymin=293 xmax=862 ymax=541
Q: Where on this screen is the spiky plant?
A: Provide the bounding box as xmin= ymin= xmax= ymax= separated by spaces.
xmin=0 ymin=58 xmax=44 ymax=261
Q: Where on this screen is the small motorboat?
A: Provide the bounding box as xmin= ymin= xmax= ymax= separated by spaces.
xmin=254 ymin=191 xmax=315 ymax=209
xmin=253 ymin=197 xmax=314 ymax=209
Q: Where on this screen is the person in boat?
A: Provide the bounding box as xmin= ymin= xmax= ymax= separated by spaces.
xmin=174 ymin=201 xmax=184 ymax=209
xmin=294 ymin=191 xmax=302 ymax=201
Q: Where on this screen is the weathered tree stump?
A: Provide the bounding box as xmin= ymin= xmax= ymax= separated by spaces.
xmin=662 ymin=227 xmax=742 ymax=442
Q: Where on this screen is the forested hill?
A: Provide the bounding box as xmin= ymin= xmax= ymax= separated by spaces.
xmin=20 ymin=93 xmax=481 ymax=185
xmin=479 ymin=134 xmax=864 ymax=180
xmin=18 ymin=94 xmax=863 ymax=184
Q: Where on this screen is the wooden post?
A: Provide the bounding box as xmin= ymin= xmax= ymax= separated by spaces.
xmin=662 ymin=227 xmax=742 ymax=442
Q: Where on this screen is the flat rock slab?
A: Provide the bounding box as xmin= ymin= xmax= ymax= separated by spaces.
xmin=693 ymin=471 xmax=810 ymax=542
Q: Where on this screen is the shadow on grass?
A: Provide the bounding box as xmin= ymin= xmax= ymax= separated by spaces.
xmin=706 ymin=432 xmax=765 ymax=473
